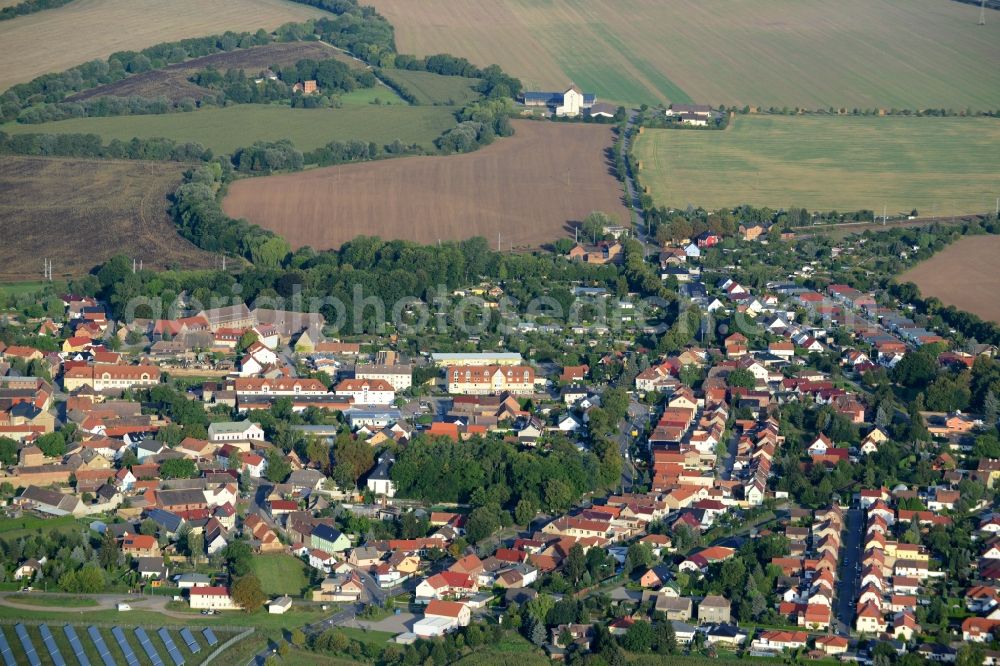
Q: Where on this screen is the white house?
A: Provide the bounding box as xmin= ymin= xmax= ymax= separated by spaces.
xmin=268 ymin=595 xmax=292 ymax=615
xmin=189 ymin=586 xmax=240 ymax=611
xmin=334 ymin=378 xmax=395 ymax=405
xmin=208 ymin=421 xmax=265 ymax=443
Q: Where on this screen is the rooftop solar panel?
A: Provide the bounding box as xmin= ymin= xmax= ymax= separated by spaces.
xmin=202 ymin=628 xmax=218 ymax=646
xmin=157 ymin=628 xmax=184 ymax=666
xmin=134 ymin=628 xmax=164 ymax=666
xmin=63 ymin=626 xmax=91 ymax=666
xmin=111 ymin=626 xmax=140 ymax=666
xmin=178 ymin=628 xmax=200 ymax=654
xmin=87 ymin=626 xmax=116 ymax=666
xmin=14 ymin=623 xmax=42 ymax=666
xmin=39 ymin=624 xmax=67 ymax=666
xmin=0 ymin=627 xmax=16 ymax=666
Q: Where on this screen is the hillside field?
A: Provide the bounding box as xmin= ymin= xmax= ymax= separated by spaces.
xmin=67 ymin=41 xmax=359 ymax=103
xmin=222 ymin=120 xmax=629 ymax=250
xmin=0 ymin=155 xmax=214 ymax=280
xmin=0 ymin=104 xmax=457 ymax=154
xmin=633 ymin=115 xmax=1000 ymax=216
xmin=899 ymin=235 xmax=1000 ymax=324
xmin=368 ymin=0 xmax=1000 ymax=109
xmin=0 ymin=0 xmax=327 ymax=92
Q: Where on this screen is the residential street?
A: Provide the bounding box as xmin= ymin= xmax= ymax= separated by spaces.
xmin=833 ymin=508 xmax=863 ymax=635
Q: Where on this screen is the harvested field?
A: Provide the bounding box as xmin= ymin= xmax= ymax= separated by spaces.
xmin=68 ymin=42 xmax=359 ymax=103
xmin=899 ymin=235 xmax=1000 ymax=323
xmin=0 ymin=0 xmax=326 ymax=92
xmin=1 ymin=103 xmax=457 ymax=153
xmin=634 ymin=115 xmax=1000 ymax=216
xmin=222 ymin=120 xmax=628 ymax=249
xmin=0 ymin=155 xmax=214 ymax=280
xmin=368 ymin=0 xmax=1000 ymax=109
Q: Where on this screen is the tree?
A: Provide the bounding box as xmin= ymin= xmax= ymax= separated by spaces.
xmin=222 ymin=539 xmax=254 ymax=577
xmin=564 ymin=542 xmax=586 ymax=585
xmin=231 ymin=574 xmax=266 ymax=613
xmin=654 ymin=619 xmax=676 ymax=655
xmin=466 ymin=505 xmax=501 ymax=543
xmin=160 ymin=458 xmax=197 ymax=479
xmin=290 ymin=629 xmax=306 ymax=647
xmin=624 ymin=542 xmax=653 ymax=575
xmin=0 ymin=437 xmax=17 ymax=465
xmin=726 ymin=368 xmax=757 ymax=389
xmin=622 ymin=620 xmax=653 ymax=652
xmin=957 ymin=643 xmax=985 ymax=666
xmin=265 ymin=449 xmax=291 ymax=483
xmin=237 ymin=330 xmax=259 ymax=354
xmin=985 ymin=390 xmax=999 ymax=427
xmin=35 ymin=431 xmax=66 ymax=458
xmin=529 ymin=617 xmax=546 ymax=646
xmin=98 ymin=529 xmax=119 ymax=569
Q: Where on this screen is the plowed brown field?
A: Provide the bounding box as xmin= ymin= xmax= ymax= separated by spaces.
xmin=0 ymin=156 xmax=214 ymax=280
xmin=222 ymin=121 xmax=628 ymax=250
xmin=899 ymin=235 xmax=1000 ymax=324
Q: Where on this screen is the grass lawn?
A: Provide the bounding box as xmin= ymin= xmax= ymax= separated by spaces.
xmin=338 ymin=85 xmax=406 ymax=106
xmin=0 ymin=280 xmax=65 ymax=295
xmin=335 ymin=626 xmax=395 ymax=647
xmin=384 ymin=69 xmax=481 ymax=106
xmin=0 ymin=103 xmax=459 ymax=154
xmin=0 ymin=515 xmax=86 ymax=543
xmin=250 ymin=553 xmax=310 ymax=597
xmin=634 ymin=115 xmax=1000 ymax=216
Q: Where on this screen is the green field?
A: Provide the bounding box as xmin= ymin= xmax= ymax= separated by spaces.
xmin=250 ymin=554 xmax=310 ymax=597
xmin=338 ymin=85 xmax=406 ymax=106
xmin=370 ymin=0 xmax=1000 ymax=109
xmin=0 ymin=515 xmax=86 ymax=543
xmin=0 ymin=104 xmax=459 ymax=153
xmin=384 ymin=69 xmax=482 ymax=105
xmin=634 ymin=115 xmax=1000 ymax=215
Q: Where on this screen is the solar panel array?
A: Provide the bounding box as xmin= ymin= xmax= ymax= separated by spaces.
xmin=39 ymin=624 xmax=67 ymax=666
xmin=88 ymin=626 xmax=116 ymax=666
xmin=14 ymin=623 xmax=41 ymax=666
xmin=63 ymin=626 xmax=92 ymax=666
xmin=179 ymin=628 xmax=200 ymax=654
xmin=111 ymin=626 xmax=140 ymax=666
xmin=157 ymin=628 xmax=185 ymax=666
xmin=134 ymin=628 xmax=165 ymax=666
xmin=202 ymin=628 xmax=218 ymax=646
xmin=0 ymin=627 xmax=16 ymax=666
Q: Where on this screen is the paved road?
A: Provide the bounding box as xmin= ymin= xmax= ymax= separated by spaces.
xmin=720 ymin=431 xmax=739 ymax=481
xmin=833 ymin=508 xmax=863 ymax=635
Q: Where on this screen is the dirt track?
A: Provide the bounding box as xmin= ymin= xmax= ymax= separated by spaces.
xmin=221 ymin=120 xmax=629 ymax=249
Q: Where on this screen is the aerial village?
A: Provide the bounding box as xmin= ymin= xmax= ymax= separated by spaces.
xmin=1 ymin=221 xmax=1000 ymax=665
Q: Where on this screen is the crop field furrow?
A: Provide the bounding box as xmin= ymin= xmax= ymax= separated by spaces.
xmin=369 ymin=0 xmax=1000 ymax=109
xmin=634 ymin=115 xmax=1000 ymax=216
xmin=221 ymin=121 xmax=628 ymax=250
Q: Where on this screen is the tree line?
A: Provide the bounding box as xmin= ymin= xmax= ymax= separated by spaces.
xmin=0 ymin=0 xmax=74 ymax=21
xmin=0 ymin=130 xmax=212 ymax=162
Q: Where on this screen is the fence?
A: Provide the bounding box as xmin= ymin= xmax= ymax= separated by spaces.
xmin=0 ymin=617 xmax=249 ymax=633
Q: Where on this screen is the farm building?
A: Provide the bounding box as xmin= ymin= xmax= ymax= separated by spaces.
xmin=666 ymin=104 xmax=714 ymax=126
xmin=521 ymin=85 xmax=596 ymax=117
